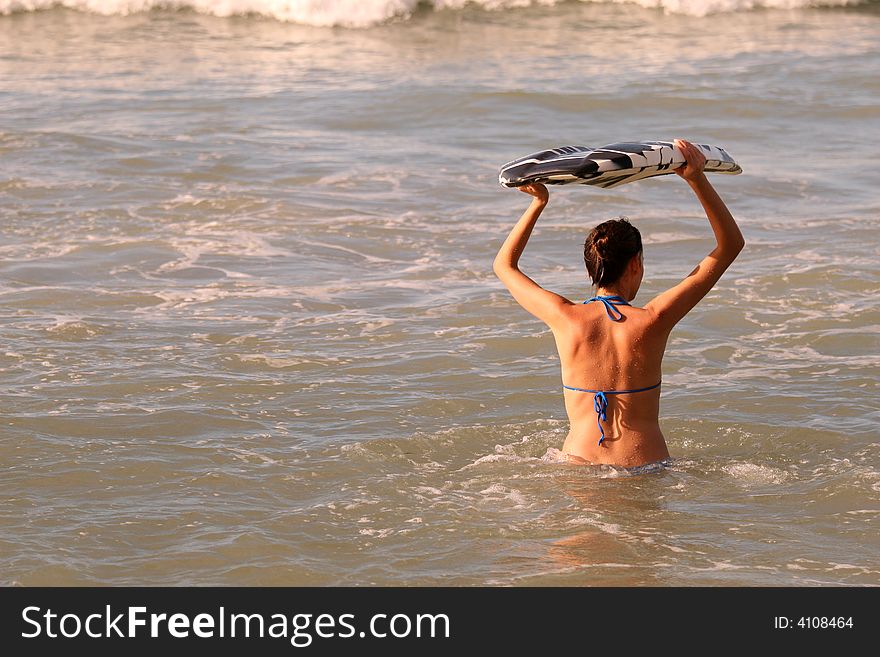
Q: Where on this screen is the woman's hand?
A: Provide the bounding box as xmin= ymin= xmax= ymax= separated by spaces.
xmin=673 ymin=139 xmax=707 ymax=183
xmin=518 ymin=182 xmax=549 ymax=204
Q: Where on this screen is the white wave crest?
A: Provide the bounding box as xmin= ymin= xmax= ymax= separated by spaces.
xmin=0 ymin=0 xmax=870 ymax=26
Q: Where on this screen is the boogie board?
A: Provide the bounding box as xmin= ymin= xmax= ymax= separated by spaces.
xmin=498 ymin=140 xmax=742 ymax=189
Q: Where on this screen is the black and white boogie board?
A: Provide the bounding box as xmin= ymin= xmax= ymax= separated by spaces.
xmin=499 ymin=141 xmax=742 ymax=189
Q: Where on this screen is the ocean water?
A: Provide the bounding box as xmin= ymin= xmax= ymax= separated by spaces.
xmin=1 ymin=0 xmax=878 ymax=586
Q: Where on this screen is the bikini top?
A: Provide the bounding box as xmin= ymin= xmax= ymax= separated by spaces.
xmin=562 ymin=295 xmax=662 ymax=446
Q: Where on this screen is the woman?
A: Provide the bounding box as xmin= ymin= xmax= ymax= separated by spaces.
xmin=493 ymin=139 xmax=744 ymax=468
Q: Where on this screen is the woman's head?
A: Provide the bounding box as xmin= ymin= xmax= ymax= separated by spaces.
xmin=583 ymin=217 xmax=643 ymax=290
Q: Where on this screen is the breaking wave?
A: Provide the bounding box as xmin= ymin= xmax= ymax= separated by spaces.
xmin=1 ymin=0 xmax=873 ymax=27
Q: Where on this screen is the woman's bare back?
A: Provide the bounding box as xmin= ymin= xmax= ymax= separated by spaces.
xmin=553 ymin=300 xmax=671 ymax=467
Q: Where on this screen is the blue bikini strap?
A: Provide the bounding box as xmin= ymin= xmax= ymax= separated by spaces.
xmin=562 ymin=382 xmax=662 ymax=446
xmin=585 ymin=295 xmax=630 ymax=322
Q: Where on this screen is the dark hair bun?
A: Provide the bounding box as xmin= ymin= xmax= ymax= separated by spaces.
xmin=583 ymin=218 xmax=642 ymax=287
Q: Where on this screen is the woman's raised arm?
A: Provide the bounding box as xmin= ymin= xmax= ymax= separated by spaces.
xmin=493 ymin=183 xmax=572 ymax=327
xmin=645 ymin=139 xmax=745 ymax=329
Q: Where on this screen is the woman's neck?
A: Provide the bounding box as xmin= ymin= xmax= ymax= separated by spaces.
xmin=596 ymin=286 xmax=629 ymax=300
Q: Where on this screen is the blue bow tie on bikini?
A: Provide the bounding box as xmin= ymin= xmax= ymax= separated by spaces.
xmin=563 ymin=295 xmax=662 ymax=446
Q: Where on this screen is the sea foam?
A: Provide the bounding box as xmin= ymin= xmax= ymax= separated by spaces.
xmin=0 ymin=0 xmax=869 ymax=26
